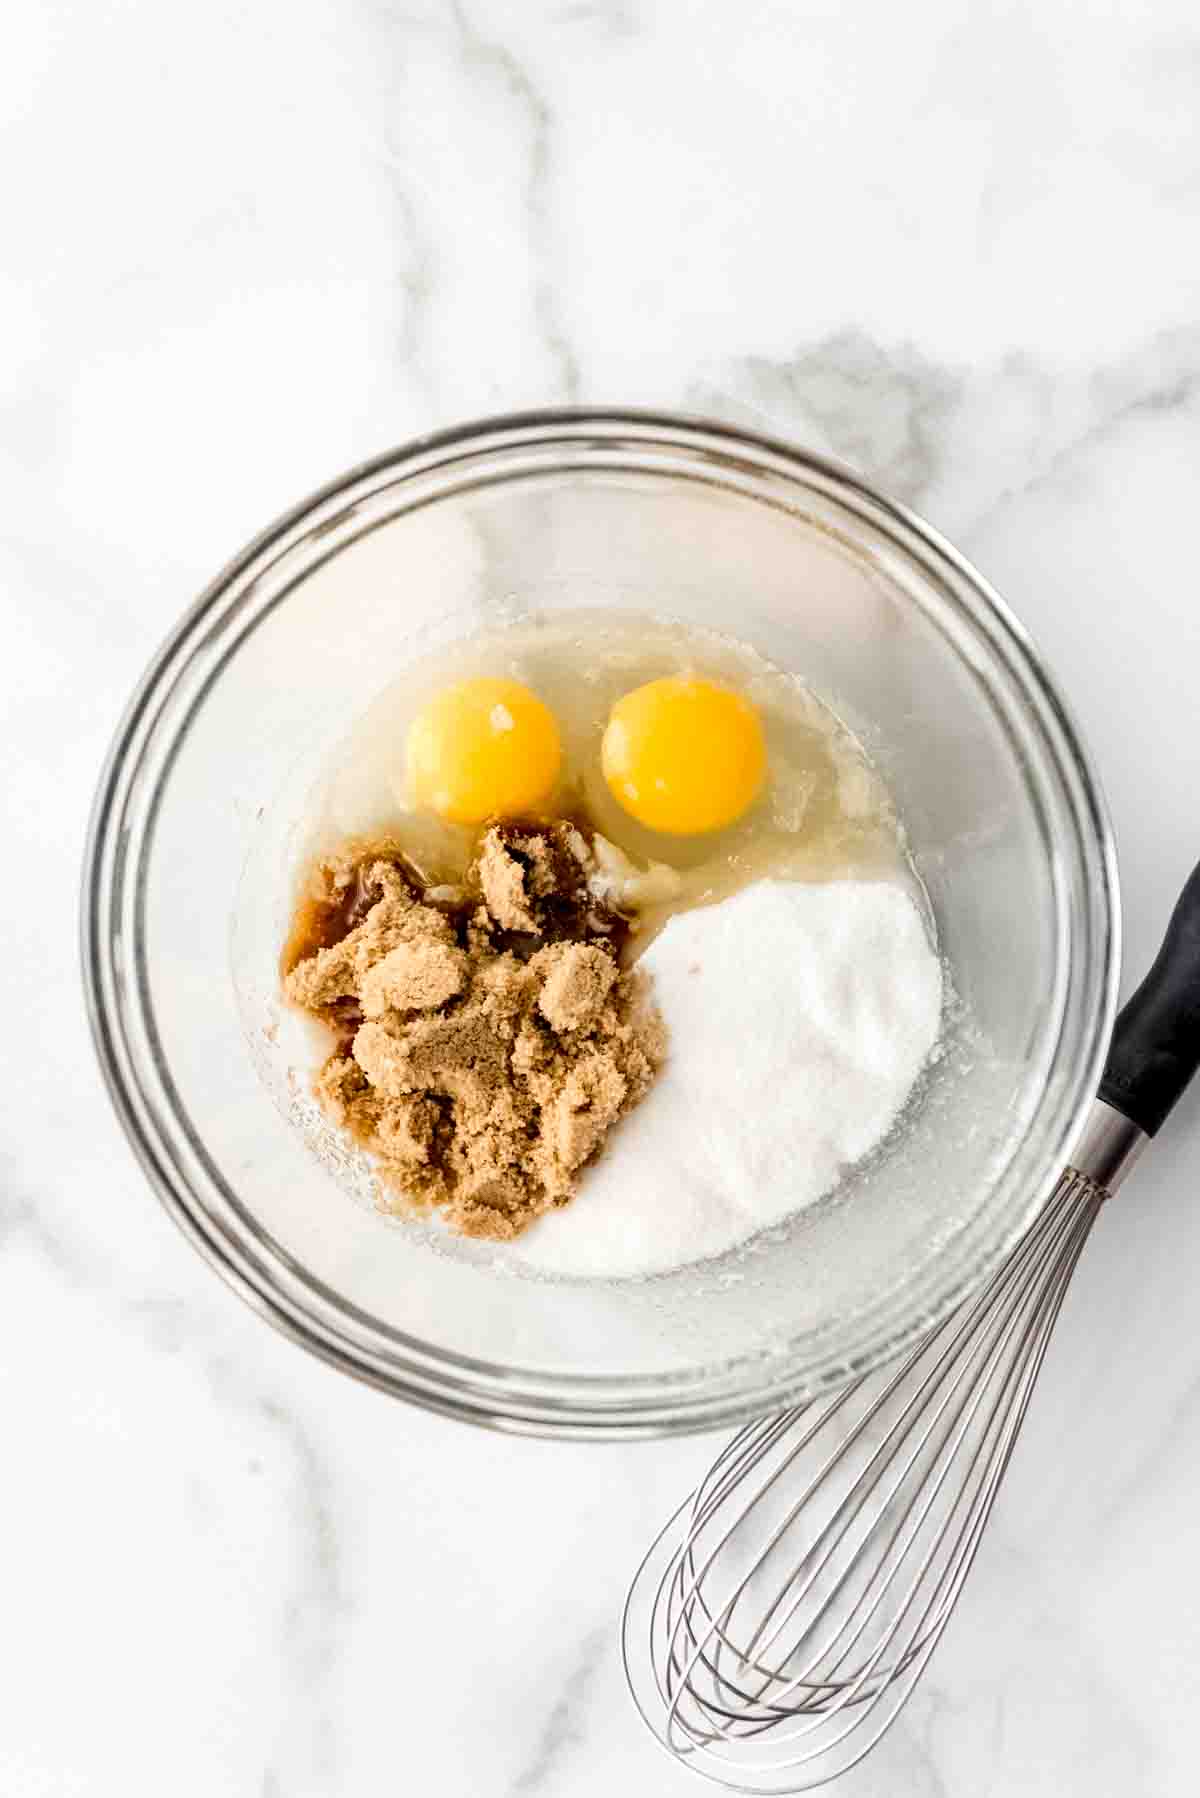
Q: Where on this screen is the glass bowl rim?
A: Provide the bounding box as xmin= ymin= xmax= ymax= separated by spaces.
xmin=81 ymin=407 xmax=1120 ymax=1438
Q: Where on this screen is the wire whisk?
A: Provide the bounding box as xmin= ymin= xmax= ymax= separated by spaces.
xmin=623 ymin=1165 xmax=1104 ymax=1791
xmin=624 ymin=857 xmax=1200 ymax=1792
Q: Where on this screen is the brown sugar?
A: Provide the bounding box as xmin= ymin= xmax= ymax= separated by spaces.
xmin=283 ymin=823 xmax=666 ymax=1241
xmin=534 ymin=942 xmax=618 ymax=1032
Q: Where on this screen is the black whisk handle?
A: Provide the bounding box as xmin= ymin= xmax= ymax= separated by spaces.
xmin=1100 ymin=858 xmax=1200 ymax=1136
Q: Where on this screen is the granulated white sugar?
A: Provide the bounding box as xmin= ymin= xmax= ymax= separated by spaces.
xmin=511 ymin=878 xmax=943 ymax=1279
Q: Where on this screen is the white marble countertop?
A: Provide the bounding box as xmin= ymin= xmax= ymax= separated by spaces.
xmin=6 ymin=2 xmax=1200 ymax=1793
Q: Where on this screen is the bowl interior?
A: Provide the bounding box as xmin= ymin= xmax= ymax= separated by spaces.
xmin=90 ymin=417 xmax=1115 ymax=1433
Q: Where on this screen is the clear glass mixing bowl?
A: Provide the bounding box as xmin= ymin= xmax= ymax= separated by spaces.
xmin=82 ymin=411 xmax=1119 ymax=1437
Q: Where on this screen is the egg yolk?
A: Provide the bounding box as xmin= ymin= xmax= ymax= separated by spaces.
xmin=601 ymin=675 xmax=767 ymax=835
xmin=406 ymin=677 xmax=561 ymax=824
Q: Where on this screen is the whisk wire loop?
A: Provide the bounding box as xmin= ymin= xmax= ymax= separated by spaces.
xmin=623 ymin=1172 xmax=1105 ymax=1792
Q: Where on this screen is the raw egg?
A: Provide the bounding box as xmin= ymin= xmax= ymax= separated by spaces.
xmin=406 ymin=677 xmax=561 ymax=824
xmin=601 ymin=675 xmax=767 ymax=835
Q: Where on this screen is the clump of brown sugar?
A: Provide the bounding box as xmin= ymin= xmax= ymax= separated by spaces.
xmin=282 ymin=823 xmax=666 ymax=1241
